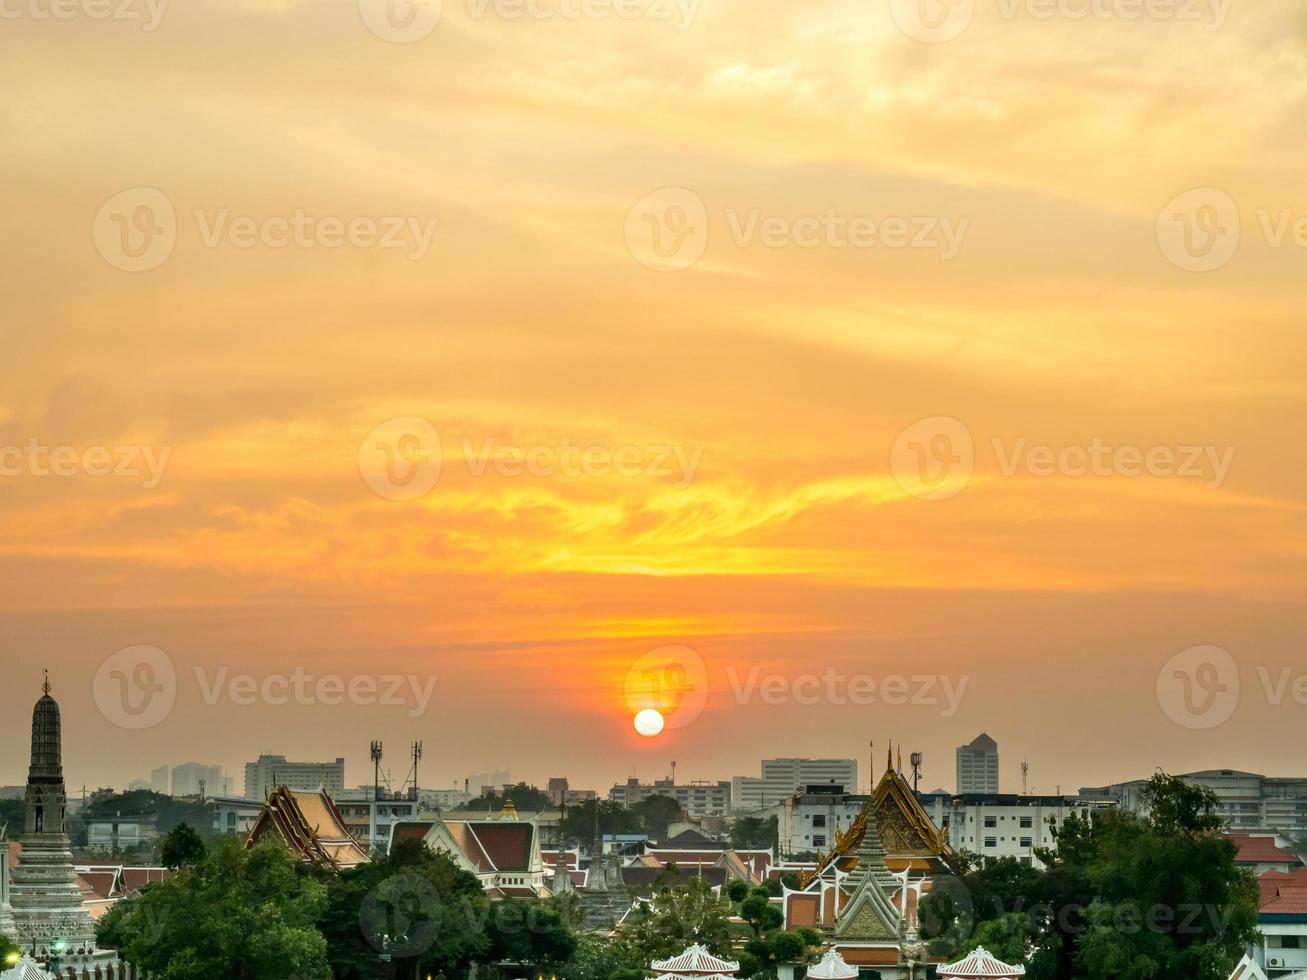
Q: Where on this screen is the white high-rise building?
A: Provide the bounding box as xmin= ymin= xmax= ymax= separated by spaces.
xmin=171 ymin=762 xmax=231 ymax=798
xmin=956 ymin=734 xmax=999 ymax=794
xmin=243 ymin=754 xmax=345 ymax=799
xmin=731 ymin=758 xmax=858 ymax=814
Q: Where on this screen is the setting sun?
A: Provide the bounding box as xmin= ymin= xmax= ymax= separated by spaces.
xmin=633 ymin=709 xmax=665 ymax=738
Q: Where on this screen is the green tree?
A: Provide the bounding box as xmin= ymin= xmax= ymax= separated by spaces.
xmin=468 ymin=783 xmax=553 ymax=813
xmin=923 ymin=773 xmax=1259 ymax=980
xmin=487 ymin=895 xmax=578 ymax=970
xmin=113 ymin=836 xmax=330 ymax=980
xmin=558 ymin=799 xmax=641 ymax=847
xmin=320 ymin=837 xmax=495 ymax=980
xmin=0 ymin=798 xmax=24 ymax=837
xmin=631 ymin=795 xmax=685 ymax=839
xmin=159 ymin=823 xmax=207 ymax=869
xmin=731 ymin=816 xmax=777 ymax=850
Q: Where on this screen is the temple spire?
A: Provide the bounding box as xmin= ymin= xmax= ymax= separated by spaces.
xmin=42 ymin=670 xmax=51 ymax=696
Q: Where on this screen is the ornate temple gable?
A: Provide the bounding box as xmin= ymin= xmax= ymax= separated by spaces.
xmin=831 ymin=803 xmax=901 ymax=943
xmin=869 ymin=766 xmax=950 ymax=857
xmin=800 ymin=748 xmax=953 ymax=888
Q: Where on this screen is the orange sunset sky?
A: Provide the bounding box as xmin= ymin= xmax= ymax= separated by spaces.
xmin=2 ymin=0 xmax=1306 ymax=798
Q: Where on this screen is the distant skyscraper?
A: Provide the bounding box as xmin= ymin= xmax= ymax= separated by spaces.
xmin=171 ymin=762 xmax=229 ymax=798
xmin=149 ymin=765 xmax=170 ymax=794
xmin=957 ymin=734 xmax=999 ymax=794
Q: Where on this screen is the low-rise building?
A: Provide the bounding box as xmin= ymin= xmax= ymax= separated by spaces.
xmin=923 ymin=793 xmax=1109 ymax=868
xmin=1254 ymin=866 xmax=1307 ymax=977
xmin=1084 ymin=770 xmax=1307 ymax=836
xmin=336 ymin=789 xmax=421 ymax=853
xmin=763 ymin=783 xmax=867 ymax=857
xmin=208 ymin=796 xmax=265 ymax=837
xmin=732 ymin=759 xmax=858 ymax=815
xmin=85 ymin=815 xmax=159 ymax=853
xmin=609 ymin=777 xmax=731 ymax=819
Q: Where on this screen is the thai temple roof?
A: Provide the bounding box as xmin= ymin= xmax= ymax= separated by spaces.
xmin=651 ymin=943 xmax=740 ymax=976
xmin=246 ymin=786 xmax=370 ymax=868
xmin=806 ymin=949 xmax=859 ymax=980
xmin=939 ymin=946 xmax=1027 ymax=978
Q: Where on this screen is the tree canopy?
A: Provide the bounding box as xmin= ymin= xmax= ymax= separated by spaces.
xmin=920 ymin=772 xmax=1259 ymax=980
xmin=107 ymin=836 xmax=330 ymax=980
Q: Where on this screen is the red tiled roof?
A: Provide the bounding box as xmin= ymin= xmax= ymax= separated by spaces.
xmin=392 ymin=821 xmax=436 ymax=845
xmin=121 ymin=868 xmax=171 ymax=892
xmin=77 ymin=871 xmax=118 ymax=899
xmin=1259 ymin=867 xmax=1307 ymax=913
xmin=474 ymin=824 xmax=533 ymax=873
xmin=1228 ymin=834 xmax=1300 ymax=865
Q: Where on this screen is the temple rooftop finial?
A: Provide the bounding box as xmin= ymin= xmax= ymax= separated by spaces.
xmin=42 ymin=669 xmax=51 ymax=696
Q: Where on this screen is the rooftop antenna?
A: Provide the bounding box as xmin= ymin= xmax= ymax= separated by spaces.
xmin=370 ymin=741 xmax=384 ymax=801
xmin=910 ymin=752 xmax=923 ymax=792
xmin=868 ymin=740 xmax=874 ymax=794
xmin=1021 ymin=761 xmax=1029 ymax=796
xmin=671 ymin=760 xmax=677 ymax=785
xmin=403 ymin=741 xmax=424 ymax=799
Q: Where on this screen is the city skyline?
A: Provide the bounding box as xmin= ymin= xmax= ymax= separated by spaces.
xmin=4 ymin=0 xmax=1306 ymax=816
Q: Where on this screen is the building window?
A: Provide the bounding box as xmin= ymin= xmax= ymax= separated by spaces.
xmin=984 ymin=837 xmax=997 ymax=848
xmin=984 ymin=817 xmax=997 ymax=829
xmin=813 ymin=835 xmax=827 ymax=848
xmin=1282 ymin=937 xmax=1302 ymax=950
xmin=1020 ymin=816 xmax=1033 ymax=829
xmin=812 ymin=815 xmax=827 ymax=827
xmin=1020 ymin=837 xmax=1033 ymax=847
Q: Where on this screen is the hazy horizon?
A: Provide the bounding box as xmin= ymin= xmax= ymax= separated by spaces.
xmin=3 ymin=0 xmax=1306 ymax=804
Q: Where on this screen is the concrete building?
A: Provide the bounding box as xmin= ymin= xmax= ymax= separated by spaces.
xmin=209 ymin=796 xmax=264 ymax=837
xmin=467 ymin=770 xmax=511 ymax=796
xmin=336 ymin=789 xmax=421 ymax=852
xmin=418 ymin=787 xmax=474 ymax=811
xmin=86 ymin=814 xmax=160 ymax=852
xmin=956 ymin=734 xmax=999 ymax=795
xmin=764 ymin=783 xmax=867 ymax=857
xmin=609 ymin=777 xmax=731 ymax=819
xmin=731 ymin=759 xmax=858 ymax=814
xmin=547 ymin=778 xmax=598 ymax=807
xmin=170 ymin=763 xmax=231 ymax=798
xmin=148 ymin=766 xmax=169 ymax=795
xmin=1252 ymin=866 xmax=1307 ymax=977
xmin=923 ymin=792 xmax=1108 ymax=868
xmin=1084 ymin=770 xmax=1307 ymax=835
xmin=243 ymin=754 xmax=345 ymax=800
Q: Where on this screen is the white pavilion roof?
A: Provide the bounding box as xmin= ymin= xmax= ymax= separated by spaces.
xmin=939 ymin=946 xmax=1026 ymax=978
xmin=651 ymin=943 xmax=740 ymax=975
xmin=807 ymin=948 xmax=858 ymax=980
xmin=0 ymin=956 xmax=55 ymax=980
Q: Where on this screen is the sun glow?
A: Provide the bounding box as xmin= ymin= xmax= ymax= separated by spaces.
xmin=633 ymin=708 xmax=665 ymax=738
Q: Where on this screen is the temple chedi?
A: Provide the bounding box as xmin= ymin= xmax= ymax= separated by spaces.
xmin=6 ymin=674 xmax=99 ymax=962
